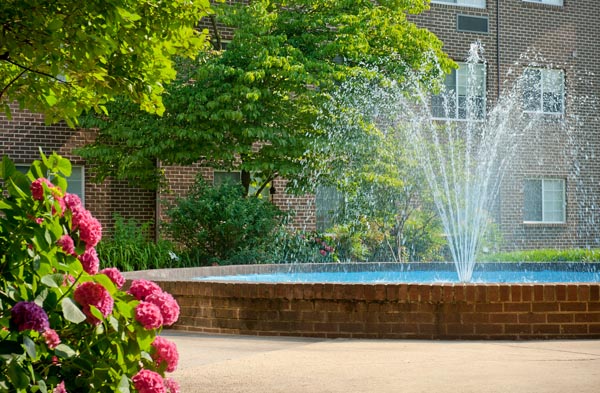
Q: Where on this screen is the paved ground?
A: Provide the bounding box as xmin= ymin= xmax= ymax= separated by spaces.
xmin=163 ymin=330 xmax=600 ymax=393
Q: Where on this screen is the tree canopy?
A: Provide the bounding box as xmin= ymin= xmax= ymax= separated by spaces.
xmin=0 ymin=0 xmax=211 ymax=126
xmin=78 ymin=0 xmax=454 ymax=193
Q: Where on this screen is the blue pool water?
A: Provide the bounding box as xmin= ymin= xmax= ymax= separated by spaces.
xmin=194 ymin=269 xmax=600 ymax=284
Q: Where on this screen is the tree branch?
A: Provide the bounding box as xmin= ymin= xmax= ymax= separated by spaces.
xmin=3 ymin=58 xmax=67 ymax=85
xmin=0 ymin=68 xmax=27 ymax=100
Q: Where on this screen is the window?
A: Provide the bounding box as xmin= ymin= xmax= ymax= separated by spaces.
xmin=431 ymin=62 xmax=486 ymax=120
xmin=523 ymin=0 xmax=563 ymax=6
xmin=213 ymin=171 xmax=270 ymax=198
xmin=431 ymin=0 xmax=486 ymax=8
xmin=457 ymin=15 xmax=489 ymax=33
xmin=16 ymin=164 xmax=85 ymax=204
xmin=522 ymin=68 xmax=564 ymax=114
xmin=315 ymin=186 xmax=342 ymax=231
xmin=523 ymin=179 xmax=565 ymax=223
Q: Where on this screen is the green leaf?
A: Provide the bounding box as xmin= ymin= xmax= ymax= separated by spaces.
xmin=7 ymin=359 xmax=30 ymax=389
xmin=41 ymin=274 xmax=64 ymax=288
xmin=54 ymin=343 xmax=77 ymax=359
xmin=61 ymin=297 xmax=86 ymax=323
xmin=117 ymin=374 xmax=130 ymax=393
xmin=23 ymin=336 xmax=37 ymax=359
xmin=38 ymin=379 xmax=48 ymax=393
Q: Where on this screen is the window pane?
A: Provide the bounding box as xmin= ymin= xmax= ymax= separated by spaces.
xmin=214 ymin=171 xmax=241 ymax=186
xmin=523 ymin=180 xmax=542 ymax=221
xmin=432 ymin=64 xmax=485 ymax=120
xmin=316 ymin=186 xmax=342 ymax=231
xmin=542 ymin=70 xmax=564 ymax=113
xmin=68 ymin=166 xmax=85 ymax=204
xmin=542 ymin=179 xmax=564 ymax=222
xmin=523 ymin=69 xmax=541 ymax=112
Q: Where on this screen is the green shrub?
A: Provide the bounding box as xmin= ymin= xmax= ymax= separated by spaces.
xmin=97 ymin=215 xmax=188 ymax=271
xmin=0 ymin=152 xmax=181 ymax=392
xmin=481 ymin=248 xmax=600 ymax=262
xmin=270 ymin=229 xmax=337 ymax=263
xmin=164 ymin=176 xmax=284 ymax=265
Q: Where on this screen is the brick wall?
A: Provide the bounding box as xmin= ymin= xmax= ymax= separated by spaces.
xmin=0 ymin=103 xmax=157 ymax=236
xmin=124 ymin=264 xmax=600 ymax=339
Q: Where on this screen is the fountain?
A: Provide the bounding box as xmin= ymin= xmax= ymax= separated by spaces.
xmin=125 ymin=46 xmax=600 ymax=339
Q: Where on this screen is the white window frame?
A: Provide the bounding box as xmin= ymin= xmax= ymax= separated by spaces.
xmin=16 ymin=164 xmax=85 ymax=205
xmin=431 ymin=0 xmax=486 ymax=8
xmin=523 ymin=178 xmax=565 ymax=224
xmin=522 ymin=68 xmax=565 ymax=115
xmin=431 ymin=62 xmax=486 ymax=121
xmin=522 ymin=0 xmax=563 ymax=6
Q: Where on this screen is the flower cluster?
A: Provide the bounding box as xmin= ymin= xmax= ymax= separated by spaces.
xmin=132 ymin=369 xmax=181 ymax=393
xmin=73 ymin=282 xmax=114 ymax=325
xmin=99 ymin=267 xmax=126 ymax=289
xmin=151 ymin=336 xmax=179 ymax=372
xmin=129 ymin=280 xmax=180 ymax=329
xmin=11 ymin=301 xmax=50 ymax=332
xmin=1 ymin=156 xmax=182 ymax=392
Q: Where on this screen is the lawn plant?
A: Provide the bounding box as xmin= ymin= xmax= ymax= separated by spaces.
xmin=0 ymin=152 xmax=181 ymax=392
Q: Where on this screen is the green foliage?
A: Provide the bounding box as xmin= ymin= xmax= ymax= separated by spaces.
xmin=481 ymin=249 xmax=600 ymax=263
xmin=77 ymin=0 xmax=453 ymax=190
xmin=97 ymin=215 xmax=189 ymax=271
xmin=164 ymin=176 xmax=285 ymax=265
xmin=270 ymin=229 xmax=337 ymax=263
xmin=0 ymin=0 xmax=211 ymax=126
xmin=0 ymin=152 xmax=179 ymax=391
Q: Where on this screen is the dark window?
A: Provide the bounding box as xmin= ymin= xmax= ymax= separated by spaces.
xmin=457 ymin=15 xmax=489 ymax=33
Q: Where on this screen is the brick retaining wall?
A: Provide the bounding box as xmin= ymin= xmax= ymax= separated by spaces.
xmin=153 ymin=280 xmax=600 ymax=339
xmin=124 ymin=265 xmax=600 ymax=339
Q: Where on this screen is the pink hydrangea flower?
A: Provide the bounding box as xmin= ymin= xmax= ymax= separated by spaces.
xmin=99 ymin=267 xmax=125 ymax=289
xmin=164 ymin=378 xmax=180 ymax=393
xmin=135 ymin=301 xmax=163 ymax=330
xmin=42 ymin=328 xmax=61 ymax=349
xmin=11 ymin=301 xmax=49 ymax=332
xmin=57 ymin=235 xmax=76 ymax=256
xmin=146 ymin=292 xmax=180 ymax=326
xmin=64 ymin=193 xmax=82 ymax=212
xmin=30 ymin=178 xmax=53 ymax=201
xmin=71 ymin=208 xmax=102 ymax=248
xmin=73 ymin=282 xmax=114 ymax=325
xmin=131 ymin=369 xmax=166 ymax=393
xmin=78 ymin=247 xmax=99 ymax=275
xmin=128 ymin=279 xmax=162 ymax=301
xmin=53 ymin=381 xmax=67 ymax=393
xmin=151 ymin=336 xmax=179 ymax=372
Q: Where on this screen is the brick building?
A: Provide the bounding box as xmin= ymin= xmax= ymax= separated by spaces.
xmin=2 ymin=0 xmax=598 ymax=250
xmin=409 ymin=0 xmax=600 ymax=250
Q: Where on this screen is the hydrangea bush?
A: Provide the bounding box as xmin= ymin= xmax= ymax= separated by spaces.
xmin=0 ymin=152 xmax=180 ymax=392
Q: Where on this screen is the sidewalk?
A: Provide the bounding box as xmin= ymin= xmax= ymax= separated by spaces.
xmin=163 ymin=330 xmax=600 ymax=393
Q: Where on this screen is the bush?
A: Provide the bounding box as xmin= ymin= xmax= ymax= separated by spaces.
xmin=97 ymin=215 xmax=188 ymax=271
xmin=482 ymin=248 xmax=600 ymax=262
xmin=0 ymin=152 xmax=181 ymax=392
xmin=270 ymin=229 xmax=337 ymax=263
xmin=164 ymin=176 xmax=284 ymax=265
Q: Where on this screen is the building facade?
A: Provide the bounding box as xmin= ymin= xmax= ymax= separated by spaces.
xmin=2 ymin=0 xmax=598 ymax=250
xmin=409 ymin=0 xmax=600 ymax=250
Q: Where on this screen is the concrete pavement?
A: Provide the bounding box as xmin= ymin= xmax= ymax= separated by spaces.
xmin=163 ymin=330 xmax=600 ymax=393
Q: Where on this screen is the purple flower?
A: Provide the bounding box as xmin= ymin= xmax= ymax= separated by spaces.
xmin=11 ymin=301 xmax=50 ymax=332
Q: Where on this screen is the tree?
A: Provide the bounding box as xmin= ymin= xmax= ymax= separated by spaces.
xmin=77 ymin=0 xmax=454 ymax=194
xmin=0 ymin=0 xmax=211 ymax=126
xmin=312 ymin=73 xmax=446 ymax=262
